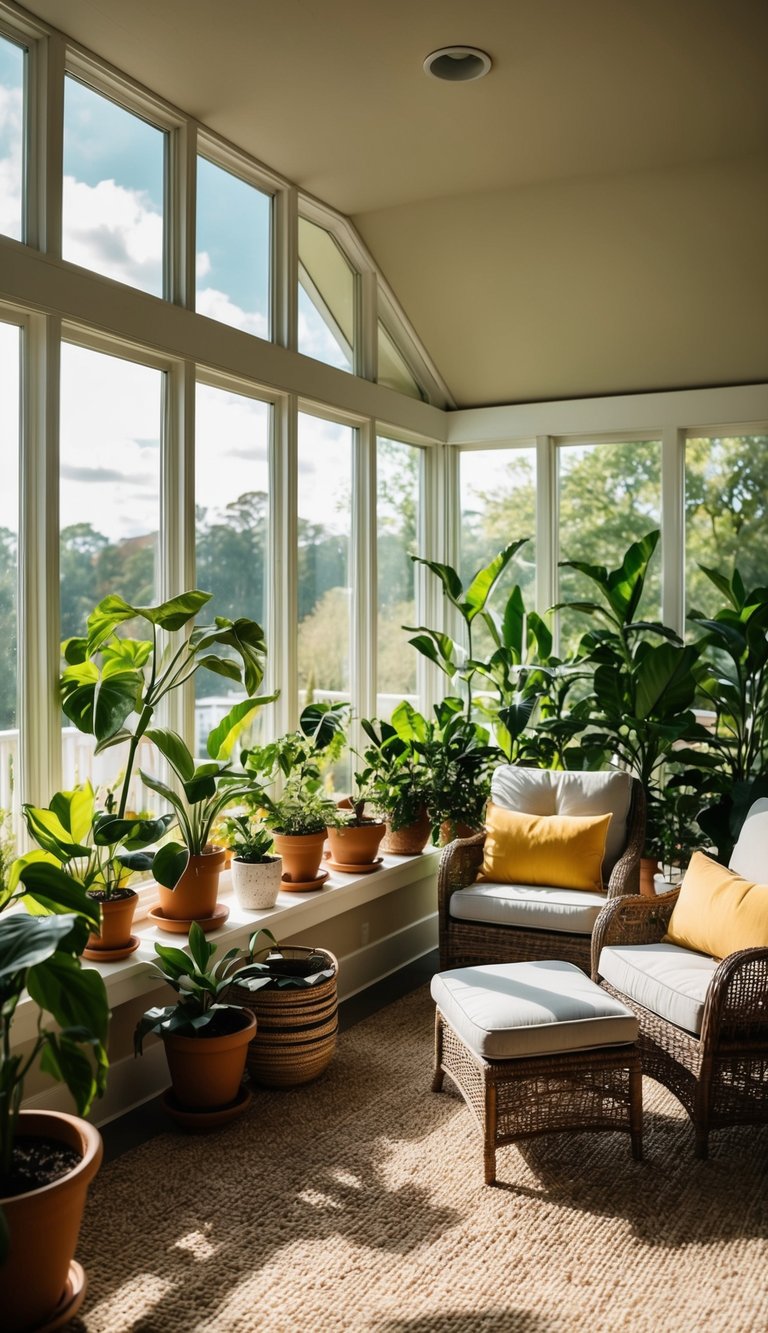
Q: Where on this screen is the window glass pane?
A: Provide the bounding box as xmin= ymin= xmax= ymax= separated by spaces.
xmin=196 ymin=157 xmax=271 ymax=337
xmin=63 ymin=77 xmax=165 ymax=297
xmin=0 ymin=322 xmax=19 ymax=838
xmin=0 ymin=34 xmax=24 ymax=241
xmin=60 ymin=343 xmax=162 ymax=793
xmin=297 ymin=413 xmax=352 ymax=771
xmin=298 ymin=217 xmax=354 ymax=372
xmin=558 ymin=440 xmax=661 ymax=650
xmin=195 ymin=383 xmax=270 ymax=757
xmin=377 ymin=323 xmax=422 ymax=400
xmin=686 ymin=435 xmax=768 ymax=618
xmin=377 ymin=437 xmax=420 ymax=716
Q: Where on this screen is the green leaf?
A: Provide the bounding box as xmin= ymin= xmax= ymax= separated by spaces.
xmin=188 ymin=921 xmax=215 ymax=973
xmin=39 ymin=1030 xmax=108 ymax=1116
xmin=0 ymin=913 xmax=79 ymax=983
xmin=16 ymin=862 xmax=101 ymax=928
xmin=153 ymin=942 xmax=195 ymax=977
xmin=299 ymin=701 xmax=348 ymax=750
xmin=138 ymin=769 xmax=181 ymax=811
xmin=190 ymin=617 xmax=267 ymax=696
xmin=152 ymin=842 xmax=189 ymax=889
xmin=145 ymin=590 xmax=212 ymax=630
xmin=634 ymin=643 xmax=698 ymax=719
xmin=403 ymin=629 xmax=457 ymax=675
xmin=463 ymin=541 xmax=528 ymax=622
xmin=410 ymin=555 xmax=463 ymax=604
xmin=206 ymin=693 xmax=278 ymax=760
xmin=146 ymin=727 xmax=196 ymax=783
xmin=92 ymin=669 xmax=143 ymax=742
xmin=27 ymin=952 xmax=110 ymax=1044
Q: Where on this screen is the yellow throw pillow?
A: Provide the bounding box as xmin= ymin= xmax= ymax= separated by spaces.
xmin=479 ymin=803 xmax=611 ymax=892
xmin=664 ymin=850 xmax=768 ymax=959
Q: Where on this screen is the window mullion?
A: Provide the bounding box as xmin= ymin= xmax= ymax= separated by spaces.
xmin=270 ymin=393 xmax=297 ymax=735
xmin=31 ymin=28 xmax=64 ymax=255
xmin=661 ymin=426 xmax=685 ymax=636
xmin=170 ymin=120 xmax=196 ymax=307
xmin=535 ymin=434 xmax=556 ymax=618
xmin=161 ymin=359 xmax=195 ymax=745
xmin=351 ymin=420 xmax=376 ymax=752
xmin=274 ymin=185 xmax=298 ymax=351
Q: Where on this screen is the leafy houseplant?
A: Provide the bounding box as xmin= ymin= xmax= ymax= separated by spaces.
xmin=0 ymin=856 xmax=109 ymax=1328
xmin=356 ymin=705 xmax=434 ymax=854
xmin=134 ymin=921 xmax=259 ymax=1113
xmin=242 ymin=702 xmax=348 ymax=885
xmin=326 ymin=786 xmax=386 ymax=870
xmin=220 ymin=815 xmax=282 ymax=911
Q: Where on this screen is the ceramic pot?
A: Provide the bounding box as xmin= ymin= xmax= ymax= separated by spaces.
xmin=162 ymin=1007 xmax=257 ymax=1109
xmin=86 ymin=889 xmax=137 ymax=950
xmin=639 ymin=855 xmax=659 ymax=897
xmin=231 ymin=855 xmax=282 ymax=910
xmin=326 ymin=819 xmax=386 ymax=866
xmin=0 ymin=1110 xmax=103 ymax=1332
xmin=272 ymin=831 xmax=327 ymax=885
xmin=381 ymin=809 xmax=431 ymax=855
xmin=157 ymin=845 xmax=226 ymax=920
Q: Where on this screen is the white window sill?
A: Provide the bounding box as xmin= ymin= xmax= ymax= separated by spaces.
xmin=13 ymin=850 xmax=439 ymax=1043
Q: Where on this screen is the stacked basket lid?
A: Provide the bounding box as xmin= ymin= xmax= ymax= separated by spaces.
xmin=226 ymin=946 xmax=338 ymax=1088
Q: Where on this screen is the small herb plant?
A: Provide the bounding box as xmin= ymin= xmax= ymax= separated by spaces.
xmin=242 ymin=702 xmax=348 ymax=836
xmin=220 ymin=814 xmax=275 ymax=863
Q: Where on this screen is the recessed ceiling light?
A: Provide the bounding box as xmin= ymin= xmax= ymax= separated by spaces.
xmin=423 ymin=46 xmax=492 ymax=82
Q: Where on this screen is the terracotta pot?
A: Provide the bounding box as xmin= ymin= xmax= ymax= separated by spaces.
xmin=381 ymin=809 xmax=431 ymax=856
xmin=157 ymin=845 xmax=226 ymax=920
xmin=438 ymin=819 xmax=482 ymax=847
xmin=0 ymin=1110 xmax=103 ymax=1332
xmin=162 ymin=1007 xmax=257 ymax=1109
xmin=639 ymin=855 xmax=659 ymax=898
xmin=326 ymin=819 xmax=386 ymax=866
xmin=86 ymin=889 xmax=137 ymax=950
xmin=272 ymin=831 xmax=327 ymax=884
xmin=231 ymin=856 xmax=283 ymax=910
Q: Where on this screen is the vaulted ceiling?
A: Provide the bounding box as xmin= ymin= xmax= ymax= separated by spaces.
xmin=22 ymin=0 xmax=768 ymax=407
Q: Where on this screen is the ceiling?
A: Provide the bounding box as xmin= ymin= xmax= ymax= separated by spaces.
xmin=20 ymin=0 xmax=768 ymax=408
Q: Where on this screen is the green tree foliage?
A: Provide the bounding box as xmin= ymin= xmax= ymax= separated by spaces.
xmin=0 ymin=528 xmax=16 ymax=730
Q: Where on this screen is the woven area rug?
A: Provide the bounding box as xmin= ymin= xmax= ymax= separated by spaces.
xmin=70 ymin=986 xmax=768 ymax=1333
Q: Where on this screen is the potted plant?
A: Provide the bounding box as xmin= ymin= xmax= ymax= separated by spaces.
xmin=0 ymin=856 xmax=109 ymax=1330
xmin=325 ymin=788 xmax=386 ymax=871
xmin=220 ymin=814 xmax=282 ymax=910
xmin=356 ymin=707 xmax=433 ymax=854
xmin=139 ymin=729 xmax=258 ymax=926
xmin=21 ymin=783 xmax=172 ymax=957
xmin=242 ymin=702 xmax=348 ymax=888
xmin=134 ymin=921 xmax=259 ymax=1120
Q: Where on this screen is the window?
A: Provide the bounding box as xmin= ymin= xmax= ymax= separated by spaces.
xmin=459 ymin=447 xmax=536 ymax=659
xmin=59 ymin=342 xmax=163 ymax=790
xmin=62 ymin=77 xmax=165 ymax=296
xmin=297 ymin=412 xmax=352 ymax=708
xmin=686 ymin=434 xmax=768 ymax=617
xmin=298 ymin=217 xmax=355 ymax=372
xmin=377 ymin=437 xmax=420 ymax=716
xmin=195 ymin=382 xmax=271 ymax=756
xmin=558 ymin=440 xmax=661 ymax=650
xmin=0 ymin=32 xmax=25 ymax=241
xmin=196 ymin=157 xmax=271 ymax=337
xmin=377 ymin=323 xmax=422 ymax=400
xmin=0 ymin=320 xmax=19 ymax=828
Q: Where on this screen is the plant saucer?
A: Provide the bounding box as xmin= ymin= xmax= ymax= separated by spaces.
xmin=31 ymin=1261 xmax=87 ymax=1332
xmin=324 ymin=855 xmax=383 ymax=875
xmin=279 ymin=869 xmax=329 ymax=893
xmin=147 ymin=903 xmax=230 ymax=933
xmin=83 ymin=934 xmax=141 ymax=962
xmin=161 ymin=1084 xmax=252 ymax=1132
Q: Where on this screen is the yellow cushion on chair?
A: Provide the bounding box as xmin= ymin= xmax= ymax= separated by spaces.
xmin=664 ymin=850 xmax=768 ymax=959
xmin=479 ymin=803 xmax=611 ymax=892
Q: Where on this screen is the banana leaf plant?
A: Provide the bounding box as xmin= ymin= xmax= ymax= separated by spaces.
xmin=0 ymin=855 xmax=109 ymax=1215
xmin=688 ymin=566 xmax=768 ymax=860
xmin=59 ymin=590 xmax=271 ymax=820
xmin=21 ymin=783 xmax=173 ymax=901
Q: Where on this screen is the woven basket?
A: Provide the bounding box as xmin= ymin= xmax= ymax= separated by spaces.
xmin=226 ymin=947 xmax=338 ymax=1088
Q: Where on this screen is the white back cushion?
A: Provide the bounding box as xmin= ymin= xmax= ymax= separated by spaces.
xmin=491 ymin=766 xmax=633 ymax=872
xmin=729 ymin=798 xmax=768 ymax=882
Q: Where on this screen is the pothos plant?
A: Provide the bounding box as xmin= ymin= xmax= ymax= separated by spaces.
xmin=241 ymin=702 xmax=348 ymax=836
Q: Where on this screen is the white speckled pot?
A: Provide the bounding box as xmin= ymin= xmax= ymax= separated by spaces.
xmin=231 ymin=855 xmax=283 ymax=910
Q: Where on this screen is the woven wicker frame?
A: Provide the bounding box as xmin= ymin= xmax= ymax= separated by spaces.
xmin=432 ymin=1009 xmax=643 ymax=1185
xmin=592 ymin=892 xmax=768 ymax=1158
xmin=437 ymin=776 xmax=646 ymax=973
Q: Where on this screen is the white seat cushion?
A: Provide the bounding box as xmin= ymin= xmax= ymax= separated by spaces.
xmin=431 ymin=959 xmax=638 ymax=1060
xmin=491 ymin=766 xmax=632 ymax=874
xmin=451 ymin=881 xmax=607 ymax=935
xmin=729 ymin=797 xmax=768 ymax=882
xmin=598 ymin=943 xmax=719 ymax=1036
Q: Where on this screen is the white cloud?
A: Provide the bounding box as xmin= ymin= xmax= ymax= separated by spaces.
xmin=0 ymin=84 xmax=23 ymax=239
xmin=62 ymin=175 xmax=163 ymax=294
xmin=196 ymin=285 xmax=269 ymax=339
xmin=196 ymin=250 xmax=212 ymax=279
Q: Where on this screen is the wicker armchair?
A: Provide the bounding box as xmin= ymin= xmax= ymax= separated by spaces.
xmin=438 ymin=767 xmax=646 ymax=974
xmin=592 ymin=800 xmax=768 ymax=1158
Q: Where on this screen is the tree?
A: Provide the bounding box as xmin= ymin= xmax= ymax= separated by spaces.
xmin=0 ymin=528 xmax=16 ymax=730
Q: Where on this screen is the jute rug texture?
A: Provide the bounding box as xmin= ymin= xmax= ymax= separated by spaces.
xmin=70 ymin=986 xmax=768 ymax=1333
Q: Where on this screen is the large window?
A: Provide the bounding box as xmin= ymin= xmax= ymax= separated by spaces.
xmin=195 ymin=382 xmax=270 ymax=755
xmin=686 ymin=435 xmax=768 ymax=617
xmin=377 ymin=437 xmax=420 ymax=715
xmin=297 ymin=412 xmax=352 ymax=707
xmin=63 ymin=76 xmax=165 ymax=296
xmin=377 ymin=324 xmax=422 ymax=400
xmin=558 ymin=440 xmax=661 ymax=650
xmin=298 ymin=217 xmax=355 ymax=372
xmin=196 ymin=157 xmax=271 ymax=337
xmin=0 ymin=33 xmax=24 ymax=241
xmin=0 ymin=321 xmax=19 ymax=827
xmin=59 ymin=343 xmax=163 ymax=790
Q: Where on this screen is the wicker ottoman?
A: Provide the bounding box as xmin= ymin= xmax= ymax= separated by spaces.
xmin=431 ymin=959 xmax=642 ymax=1184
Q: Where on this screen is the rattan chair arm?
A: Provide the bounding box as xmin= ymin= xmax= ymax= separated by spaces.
xmin=605 ymin=778 xmax=646 ymax=898
xmin=699 ymin=947 xmax=768 ymax=1049
xmin=437 ymin=832 xmax=486 ymax=929
xmin=591 ymin=888 xmax=680 ymax=980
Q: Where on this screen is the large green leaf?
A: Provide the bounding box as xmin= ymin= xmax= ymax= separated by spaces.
xmin=410 ymin=556 xmax=463 ymax=604
xmin=152 ymin=841 xmax=189 ymax=889
xmin=462 ymin=541 xmax=528 ymax=623
xmin=634 ymin=643 xmax=698 ymax=720
xmin=39 ymin=1030 xmax=108 ymax=1116
xmin=206 ymin=693 xmax=278 ymax=760
xmin=298 ymin=702 xmax=348 ymax=750
xmin=22 ymin=803 xmax=86 ymax=861
xmin=403 ymin=628 xmax=457 ymax=676
xmin=0 ymin=913 xmax=78 ymax=984
xmin=146 ymin=727 xmax=196 ymax=783
xmin=16 ymin=862 xmax=101 ymax=928
xmin=87 ymin=590 xmax=211 ymax=653
xmin=92 ymin=669 xmax=143 ymax=742
xmin=190 ymin=617 xmax=267 ymax=696
xmin=27 ymin=951 xmax=109 ymax=1043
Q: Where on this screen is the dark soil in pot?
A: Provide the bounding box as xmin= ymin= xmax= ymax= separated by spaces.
xmin=1 ymin=1137 xmax=81 ymax=1198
